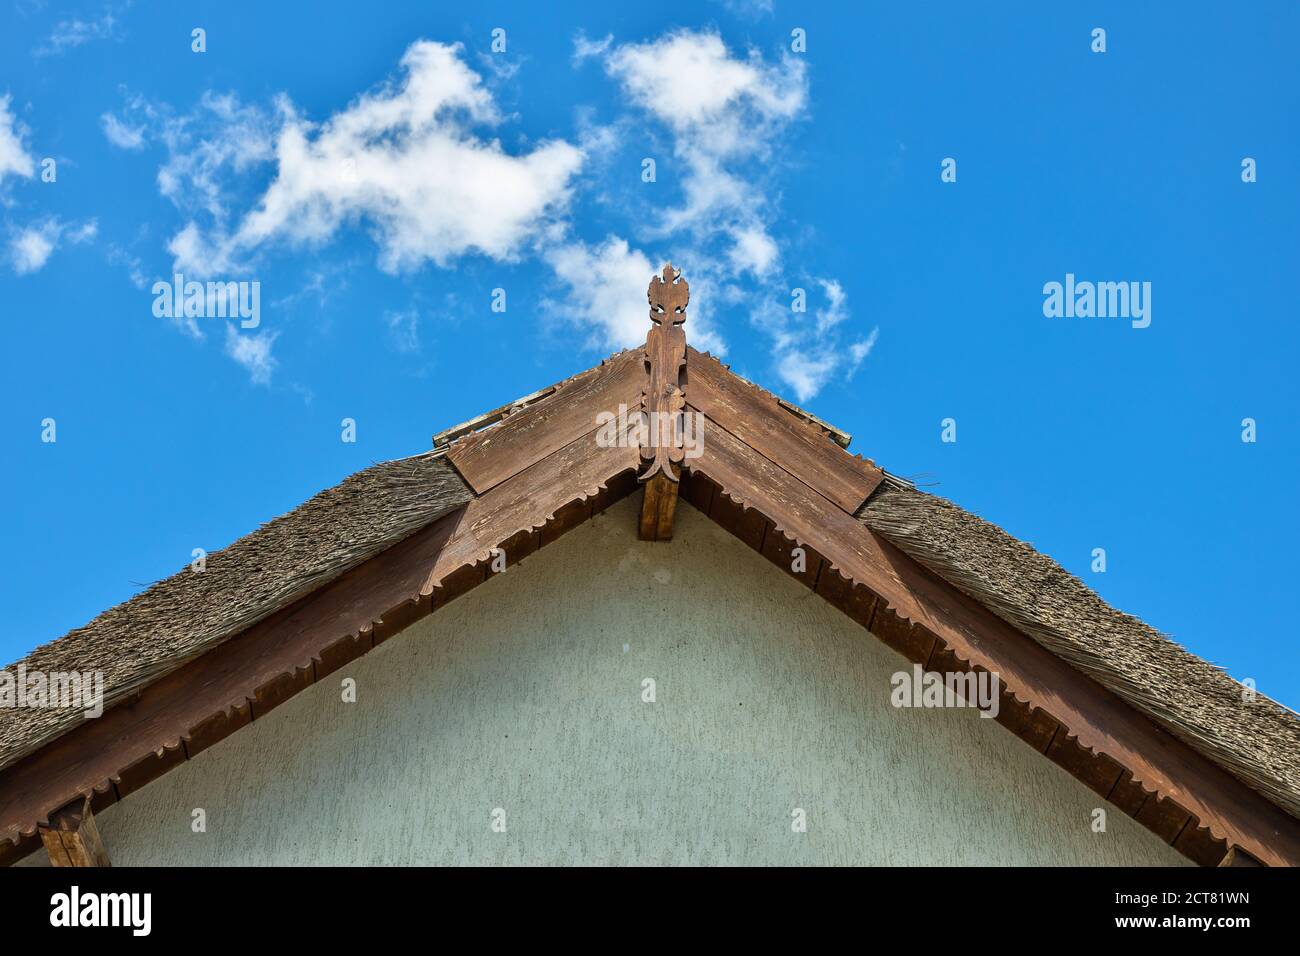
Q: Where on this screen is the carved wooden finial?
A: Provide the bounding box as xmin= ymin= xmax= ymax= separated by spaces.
xmin=647 ymin=263 xmax=689 ymax=325
xmin=639 ymin=264 xmax=689 ymax=541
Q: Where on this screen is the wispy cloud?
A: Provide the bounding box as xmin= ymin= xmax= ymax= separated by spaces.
xmin=34 ymin=5 xmax=125 ymax=57
xmin=385 ymin=309 xmax=421 ymax=353
xmin=100 ymin=112 xmax=145 ymax=150
xmin=715 ymin=0 xmax=775 ymax=17
xmin=7 ymin=218 xmax=97 ymax=275
xmin=572 ymin=32 xmax=613 ymax=65
xmin=566 ymin=29 xmax=871 ymax=399
xmin=602 ymin=31 xmax=804 ymax=266
xmin=223 ymin=324 xmax=278 ymax=385
xmin=772 ymin=280 xmax=878 ymax=401
xmin=105 ymin=243 xmax=148 ymax=288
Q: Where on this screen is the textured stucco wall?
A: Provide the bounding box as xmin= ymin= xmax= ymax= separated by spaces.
xmin=37 ymin=496 xmax=1185 ymax=865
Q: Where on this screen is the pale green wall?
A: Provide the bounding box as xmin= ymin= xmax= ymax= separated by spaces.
xmin=28 ymin=496 xmax=1186 ymax=866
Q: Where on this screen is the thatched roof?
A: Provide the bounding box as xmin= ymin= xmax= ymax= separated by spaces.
xmin=0 ymin=452 xmax=471 ymax=774
xmin=860 ymin=477 xmax=1300 ymax=821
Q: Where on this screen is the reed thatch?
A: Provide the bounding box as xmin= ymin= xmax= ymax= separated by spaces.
xmin=860 ymin=476 xmax=1300 ymax=821
xmin=0 ymin=452 xmax=472 ymax=773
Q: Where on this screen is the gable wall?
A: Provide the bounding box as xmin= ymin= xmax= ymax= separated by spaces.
xmin=29 ymin=496 xmax=1186 ymax=865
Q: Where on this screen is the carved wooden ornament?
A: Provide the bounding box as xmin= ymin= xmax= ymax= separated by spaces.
xmin=639 ymin=264 xmax=689 ymax=540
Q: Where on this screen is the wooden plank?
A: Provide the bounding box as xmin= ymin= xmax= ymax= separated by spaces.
xmin=685 ymin=410 xmax=1300 ymax=866
xmin=446 ymin=349 xmax=646 ymax=494
xmin=39 ymin=795 xmax=110 ymax=867
xmin=687 ymin=347 xmax=883 ymax=513
xmin=426 ymin=428 xmax=639 ymax=592
xmin=432 ymin=384 xmax=558 ymax=448
xmin=639 ymin=471 xmax=679 ymax=541
xmin=777 ymin=397 xmax=852 ymax=448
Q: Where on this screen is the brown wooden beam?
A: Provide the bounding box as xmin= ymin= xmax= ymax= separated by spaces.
xmin=446 ymin=349 xmax=645 ymax=494
xmin=39 ymin=794 xmax=110 ymax=867
xmin=686 ymin=347 xmax=883 ymax=513
xmin=639 ymin=470 xmax=679 ymax=541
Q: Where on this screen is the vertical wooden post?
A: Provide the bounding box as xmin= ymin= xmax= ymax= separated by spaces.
xmin=39 ymin=794 xmax=111 ymax=867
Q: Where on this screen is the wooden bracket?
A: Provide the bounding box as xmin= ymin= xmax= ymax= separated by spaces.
xmin=39 ymin=794 xmax=111 ymax=867
xmin=639 ymin=264 xmax=688 ymax=540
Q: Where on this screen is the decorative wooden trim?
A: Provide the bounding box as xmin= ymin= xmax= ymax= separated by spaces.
xmin=687 ymin=347 xmax=883 ymax=514
xmin=776 ymin=397 xmax=852 ymax=449
xmin=39 ymin=794 xmax=110 ymax=867
xmin=680 ymin=412 xmax=1300 ymax=867
xmin=638 ymin=265 xmax=689 ymax=540
xmin=433 ymin=384 xmax=558 ymax=449
xmin=446 ymin=348 xmax=646 ymax=495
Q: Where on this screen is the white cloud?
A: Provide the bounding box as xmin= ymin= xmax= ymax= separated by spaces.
xmin=593 ymin=31 xmax=876 ymax=400
xmin=572 ymin=32 xmax=613 ymax=65
xmin=167 ymin=220 xmax=240 ymax=276
xmin=157 ymin=92 xmax=278 ymax=231
xmin=8 ymin=218 xmax=97 ymax=274
xmin=134 ymin=31 xmax=862 ymax=400
xmin=728 ymin=226 xmax=778 ymax=274
xmin=546 ymin=236 xmax=657 ymax=349
xmin=0 ymin=95 xmax=35 ymax=184
xmin=162 ymin=42 xmax=585 ymax=277
xmin=101 ymin=112 xmax=145 ymax=149
xmin=815 ymin=278 xmax=847 ymax=331
xmin=606 ymin=30 xmax=803 ymax=134
xmin=602 ymin=29 xmax=804 ymax=274
xmin=771 ymin=281 xmax=877 ymax=402
xmin=546 ymin=236 xmax=727 ymax=355
xmin=9 ymin=227 xmax=54 ymax=274
xmin=775 ymin=349 xmax=837 ymax=404
xmin=848 ymin=326 xmax=880 ymax=372
xmin=223 ymin=324 xmax=278 ymax=385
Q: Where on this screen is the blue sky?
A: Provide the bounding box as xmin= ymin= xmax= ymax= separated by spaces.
xmin=2 ymin=2 xmax=1297 ymax=710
